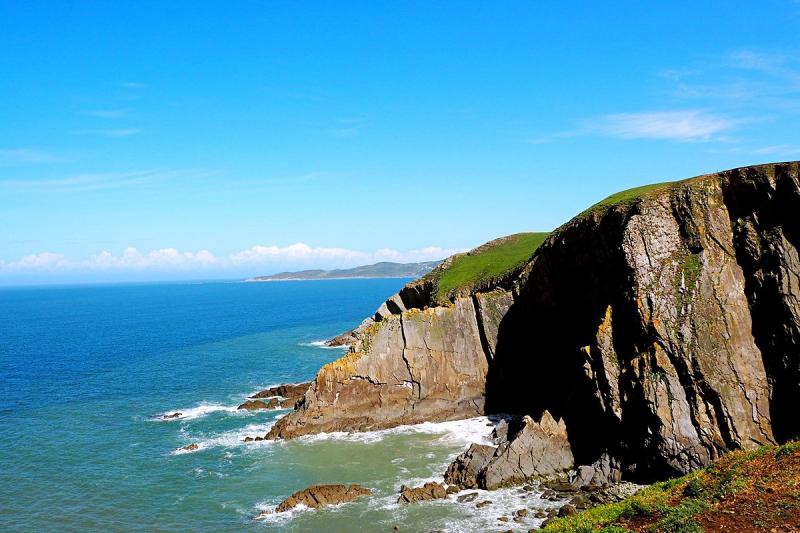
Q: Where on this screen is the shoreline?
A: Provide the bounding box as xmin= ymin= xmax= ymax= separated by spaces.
xmin=243 ymin=276 xmax=416 ymax=282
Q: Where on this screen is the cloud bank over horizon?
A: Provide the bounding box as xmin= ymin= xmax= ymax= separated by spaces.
xmin=0 ymin=243 xmax=463 ymax=284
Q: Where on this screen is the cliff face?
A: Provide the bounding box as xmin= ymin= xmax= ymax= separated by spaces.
xmin=269 ymin=162 xmax=800 ymax=481
xmin=267 ymin=290 xmax=514 ymax=438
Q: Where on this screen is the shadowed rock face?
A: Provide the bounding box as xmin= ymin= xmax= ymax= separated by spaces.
xmin=487 ymin=163 xmax=797 ymax=479
xmin=269 ymin=162 xmax=800 ymax=481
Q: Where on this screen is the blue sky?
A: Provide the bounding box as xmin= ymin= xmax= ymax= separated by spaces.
xmin=2 ymin=1 xmax=800 ymax=284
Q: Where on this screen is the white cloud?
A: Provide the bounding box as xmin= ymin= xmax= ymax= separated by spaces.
xmin=0 ymin=244 xmax=462 ymax=275
xmin=754 ymin=144 xmax=800 ymax=156
xmin=0 ymin=148 xmax=56 ymax=165
xmin=72 ymin=128 xmax=142 ymax=137
xmin=728 ymin=51 xmax=800 ymax=84
xmin=591 ymin=110 xmax=734 ymax=142
xmin=228 ymin=243 xmax=366 ymax=265
xmin=83 ymin=109 xmax=127 ymax=119
xmin=375 ymin=246 xmax=461 ymax=263
xmin=325 ymin=117 xmax=368 ymax=138
xmin=1 ymin=168 xmax=217 ymax=193
xmin=663 ymin=50 xmax=800 ymax=107
xmin=1 ymin=252 xmax=70 ymax=271
xmin=87 ymin=248 xmax=217 ymax=269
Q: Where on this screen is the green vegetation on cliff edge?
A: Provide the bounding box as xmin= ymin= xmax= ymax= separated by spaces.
xmin=542 ymin=441 xmax=800 ymax=533
xmin=429 ymin=232 xmax=549 ymax=304
xmin=583 ymin=181 xmax=676 ymax=215
xmin=424 ymin=173 xmax=703 ymax=305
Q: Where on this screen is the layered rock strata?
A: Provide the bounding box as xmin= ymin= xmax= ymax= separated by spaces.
xmin=267 ymin=292 xmax=514 ymax=438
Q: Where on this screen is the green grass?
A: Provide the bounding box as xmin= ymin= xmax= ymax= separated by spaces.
xmin=582 ymin=181 xmax=676 ymax=216
xmin=429 ymin=232 xmax=549 ymax=304
xmin=422 ymin=178 xmax=686 ymax=304
xmin=541 ymin=441 xmax=800 ymax=533
xmin=538 ymin=478 xmax=676 ymax=533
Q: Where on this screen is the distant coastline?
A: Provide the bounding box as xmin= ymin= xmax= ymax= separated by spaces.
xmin=245 ymin=276 xmax=416 ymax=282
xmin=244 ymin=260 xmax=440 ymax=282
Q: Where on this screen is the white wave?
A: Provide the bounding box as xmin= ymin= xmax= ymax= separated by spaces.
xmin=171 ymin=413 xmax=289 ymax=455
xmin=294 ymin=416 xmax=500 ymax=447
xmin=299 ymin=340 xmax=349 ymax=350
xmin=373 ymin=482 xmax=560 ymax=531
xmin=154 ymin=402 xmax=241 ymax=421
xmin=254 ymin=497 xmax=372 ymax=524
xmin=252 ymin=502 xmax=310 ymax=524
xmin=347 ymin=481 xmax=560 ymax=532
xmin=172 ymin=444 xmax=201 ymax=455
xmin=246 ymin=385 xmax=280 ymax=399
xmin=446 ymin=484 xmax=563 ymax=531
xmin=242 ymin=415 xmax=561 ymax=530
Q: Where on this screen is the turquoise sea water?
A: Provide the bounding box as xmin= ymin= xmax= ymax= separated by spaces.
xmin=0 ymin=280 xmax=556 ymax=532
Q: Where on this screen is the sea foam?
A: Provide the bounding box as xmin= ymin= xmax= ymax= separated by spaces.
xmin=155 ymin=402 xmax=240 ymax=421
xmin=294 ymin=416 xmax=500 ymax=447
xmin=299 ymin=340 xmax=349 ymax=350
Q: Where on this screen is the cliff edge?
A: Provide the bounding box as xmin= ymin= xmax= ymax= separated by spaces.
xmin=268 ymin=162 xmax=800 ymax=482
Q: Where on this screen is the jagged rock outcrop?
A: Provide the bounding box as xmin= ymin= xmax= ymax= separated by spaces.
xmin=250 ymin=382 xmax=311 ymax=400
xmin=269 ymin=162 xmax=800 ymax=482
xmin=247 ymin=382 xmax=310 ymax=411
xmin=569 ymin=453 xmax=622 ymax=489
xmin=444 ymin=412 xmax=574 ymax=489
xmin=237 ymin=399 xmax=278 ymax=410
xmin=481 ymin=412 xmax=574 ymax=489
xmin=267 ymin=294 xmax=509 ymax=438
xmin=397 ymin=482 xmax=448 ymax=503
xmin=443 ymin=443 xmax=496 ymax=489
xmin=271 ymin=484 xmax=371 ymax=513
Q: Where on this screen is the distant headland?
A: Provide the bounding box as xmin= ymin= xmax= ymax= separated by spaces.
xmin=244 ymin=260 xmax=441 ymax=282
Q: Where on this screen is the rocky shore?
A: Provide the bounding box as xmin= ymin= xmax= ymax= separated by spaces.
xmin=238 ymin=382 xmax=311 ymax=411
xmin=254 ymin=163 xmax=799 ymax=526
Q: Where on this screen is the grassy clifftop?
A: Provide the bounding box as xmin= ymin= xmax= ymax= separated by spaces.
xmin=423 ymin=232 xmax=550 ymax=305
xmin=543 ymin=441 xmax=800 ymax=533
xmin=413 ymin=165 xmax=771 ymax=308
xmin=414 ymin=179 xmax=687 ymax=306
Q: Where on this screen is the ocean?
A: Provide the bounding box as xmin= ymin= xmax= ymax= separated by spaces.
xmin=0 ymin=279 xmax=556 ymax=532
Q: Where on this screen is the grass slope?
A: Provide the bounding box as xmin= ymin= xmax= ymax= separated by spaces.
xmin=581 ymin=181 xmax=676 ymax=217
xmin=429 ymin=232 xmax=549 ymax=304
xmin=542 ymin=441 xmax=800 ymax=533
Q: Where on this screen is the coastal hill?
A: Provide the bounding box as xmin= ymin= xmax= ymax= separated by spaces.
xmin=268 ymin=161 xmax=800 ymax=491
xmin=245 ymin=260 xmax=441 ymax=281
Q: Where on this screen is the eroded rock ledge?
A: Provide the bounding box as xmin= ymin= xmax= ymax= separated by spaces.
xmin=268 ymin=162 xmax=800 ymax=482
xmin=255 ymin=484 xmax=371 ymax=517
xmin=267 ymin=290 xmax=514 ymax=438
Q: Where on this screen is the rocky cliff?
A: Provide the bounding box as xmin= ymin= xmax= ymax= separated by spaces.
xmin=268 ymin=162 xmax=800 ymax=483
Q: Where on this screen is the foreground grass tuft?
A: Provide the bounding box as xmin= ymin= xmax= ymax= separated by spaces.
xmin=542 ymin=441 xmax=800 ymax=532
